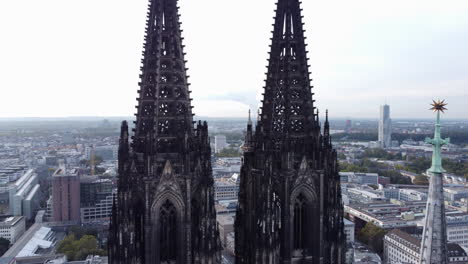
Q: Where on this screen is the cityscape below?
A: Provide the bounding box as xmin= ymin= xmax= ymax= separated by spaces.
xmin=0 ymin=111 xmax=466 ymax=263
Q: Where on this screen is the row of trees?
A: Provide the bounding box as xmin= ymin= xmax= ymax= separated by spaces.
xmin=339 ymin=159 xmax=412 ymax=184
xmin=362 ymin=148 xmax=403 ymax=160
xmin=334 ymin=131 xmax=468 ymax=145
xmin=342 ymin=148 xmax=467 ymax=182
xmin=216 ymin=148 xmax=241 ymax=157
xmin=357 ymin=222 xmax=387 ymax=254
xmin=401 ymin=157 xmax=468 ymax=178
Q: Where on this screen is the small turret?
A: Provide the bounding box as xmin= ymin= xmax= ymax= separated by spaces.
xmin=243 ymin=110 xmax=254 ymax=152
xmin=117 ymin=121 xmax=130 ymax=188
xmin=324 ymin=109 xmax=331 ymax=146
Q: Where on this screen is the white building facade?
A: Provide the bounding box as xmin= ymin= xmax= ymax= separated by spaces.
xmin=344 ymin=218 xmax=355 ymax=244
xmin=378 ymin=104 xmax=392 ymax=148
xmin=447 ymin=214 xmax=468 ymax=247
xmin=384 ymin=229 xmax=468 ymax=264
xmin=214 ymin=135 xmax=227 ymax=153
xmin=0 ymin=216 xmax=25 ymax=243
xmin=80 ymin=193 xmax=114 ymax=224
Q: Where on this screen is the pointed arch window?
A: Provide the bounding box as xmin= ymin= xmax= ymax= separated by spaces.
xmin=293 ymin=193 xmax=308 ymax=250
xmin=159 ymin=200 xmax=177 ymax=262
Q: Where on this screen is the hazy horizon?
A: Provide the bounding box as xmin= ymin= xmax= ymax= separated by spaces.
xmin=0 ymin=115 xmax=466 ymax=122
xmin=1 ymin=0 xmax=467 ymax=119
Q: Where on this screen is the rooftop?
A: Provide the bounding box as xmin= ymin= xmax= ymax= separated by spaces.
xmin=53 ymin=168 xmax=79 ymax=177
xmin=386 ymin=229 xmax=468 ymax=258
xmin=16 ymin=226 xmax=55 ymax=257
xmin=386 ymin=229 xmax=421 ymax=250
xmin=0 ymin=216 xmax=23 ymax=227
xmin=448 ymin=243 xmax=468 ymax=258
xmin=344 ymin=218 xmax=355 ymax=226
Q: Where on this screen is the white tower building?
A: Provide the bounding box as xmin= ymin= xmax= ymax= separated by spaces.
xmin=214 ymin=135 xmax=227 ymax=153
xmin=378 ymin=104 xmax=392 ymax=148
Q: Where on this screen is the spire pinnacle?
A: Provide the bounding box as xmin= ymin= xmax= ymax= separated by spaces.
xmin=258 ymin=0 xmax=317 ymax=139
xmin=324 ymin=109 xmax=331 ymax=145
xmin=132 ymin=0 xmax=194 ymax=155
xmin=420 ymin=100 xmax=449 ymax=264
xmin=430 ymin=99 xmax=448 ymax=113
xmin=426 ymin=100 xmax=450 ymax=174
xmin=317 ymin=109 xmax=320 ymax=124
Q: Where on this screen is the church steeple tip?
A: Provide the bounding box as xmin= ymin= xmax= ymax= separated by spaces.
xmin=118 ymin=121 xmax=129 ymax=175
xmin=325 ymin=109 xmax=329 ymax=128
xmin=258 ymin=0 xmax=317 ymax=140
xmin=324 ymin=109 xmax=331 ymax=145
xmin=132 ymin=0 xmax=194 ymax=156
xmin=243 ymin=109 xmax=254 ymax=153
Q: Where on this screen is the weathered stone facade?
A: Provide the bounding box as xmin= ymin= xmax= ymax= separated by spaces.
xmin=108 ymin=0 xmax=221 ymax=262
xmin=234 ymin=0 xmax=346 ymax=263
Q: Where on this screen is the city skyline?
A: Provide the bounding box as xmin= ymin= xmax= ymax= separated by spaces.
xmin=1 ymin=0 xmax=468 ymax=119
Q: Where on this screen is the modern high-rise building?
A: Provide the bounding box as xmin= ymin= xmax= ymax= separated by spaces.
xmin=108 ymin=0 xmax=221 ymax=262
xmin=378 ymin=104 xmax=392 ymax=148
xmin=345 ymin=119 xmax=352 ymax=133
xmin=214 ymin=135 xmax=227 ymax=153
xmin=234 ymin=0 xmax=346 ymax=262
xmin=80 ymin=176 xmax=114 ymax=224
xmin=51 ymin=168 xmax=80 ymax=223
xmin=8 ymin=169 xmax=41 ymax=220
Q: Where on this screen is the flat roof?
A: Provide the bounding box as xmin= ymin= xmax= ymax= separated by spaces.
xmin=344 ymin=218 xmax=354 ymax=226
xmin=14 ymin=169 xmax=34 ymax=188
xmin=16 ymin=174 xmax=37 ymax=197
xmin=0 ymin=216 xmax=23 ymax=226
xmin=53 ymin=168 xmax=78 ymax=177
xmin=16 ymin=227 xmax=54 ymax=258
xmin=25 ymin=184 xmax=40 ymax=201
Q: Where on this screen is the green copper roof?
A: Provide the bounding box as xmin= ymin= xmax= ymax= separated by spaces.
xmin=426 ymin=105 xmax=450 ymax=174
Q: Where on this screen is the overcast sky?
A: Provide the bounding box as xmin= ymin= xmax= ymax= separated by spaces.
xmin=1 ymin=0 xmax=467 ymax=119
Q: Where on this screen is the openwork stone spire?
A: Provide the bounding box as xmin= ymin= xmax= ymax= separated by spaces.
xmin=109 ymin=0 xmax=221 ymax=263
xmin=235 ymin=0 xmax=346 ymax=263
xmin=259 ymin=0 xmax=317 ymax=142
xmin=133 ymin=0 xmax=194 ymax=160
xmin=419 ymin=100 xmax=450 ymax=264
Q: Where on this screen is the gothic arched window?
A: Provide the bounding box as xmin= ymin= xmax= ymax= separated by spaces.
xmin=293 ymin=193 xmax=308 ymax=250
xmin=159 ymin=200 xmax=177 ymax=263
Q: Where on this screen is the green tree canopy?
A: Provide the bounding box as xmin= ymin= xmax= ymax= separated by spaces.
xmin=216 ymin=148 xmax=240 ymax=158
xmin=56 ymin=234 xmax=106 ymax=261
xmin=413 ymin=175 xmax=429 ymax=185
xmin=0 ymin=237 xmax=10 ymax=256
xmin=362 ymin=149 xmax=402 ymax=160
xmin=358 ymin=222 xmax=387 ymax=254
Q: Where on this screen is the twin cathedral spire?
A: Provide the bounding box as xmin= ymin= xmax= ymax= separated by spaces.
xmin=235 ymin=0 xmax=344 ymax=262
xmin=109 ymin=0 xmax=220 ymax=262
xmin=108 ymin=0 xmax=345 ymax=263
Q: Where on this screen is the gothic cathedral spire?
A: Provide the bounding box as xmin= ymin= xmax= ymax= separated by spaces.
xmin=259 ymin=0 xmax=318 ymax=142
xmin=108 ymin=0 xmax=221 ymax=263
xmin=235 ymin=0 xmax=346 ymax=262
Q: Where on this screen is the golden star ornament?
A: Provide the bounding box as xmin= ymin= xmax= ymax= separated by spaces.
xmin=430 ymin=99 xmax=448 ymax=113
